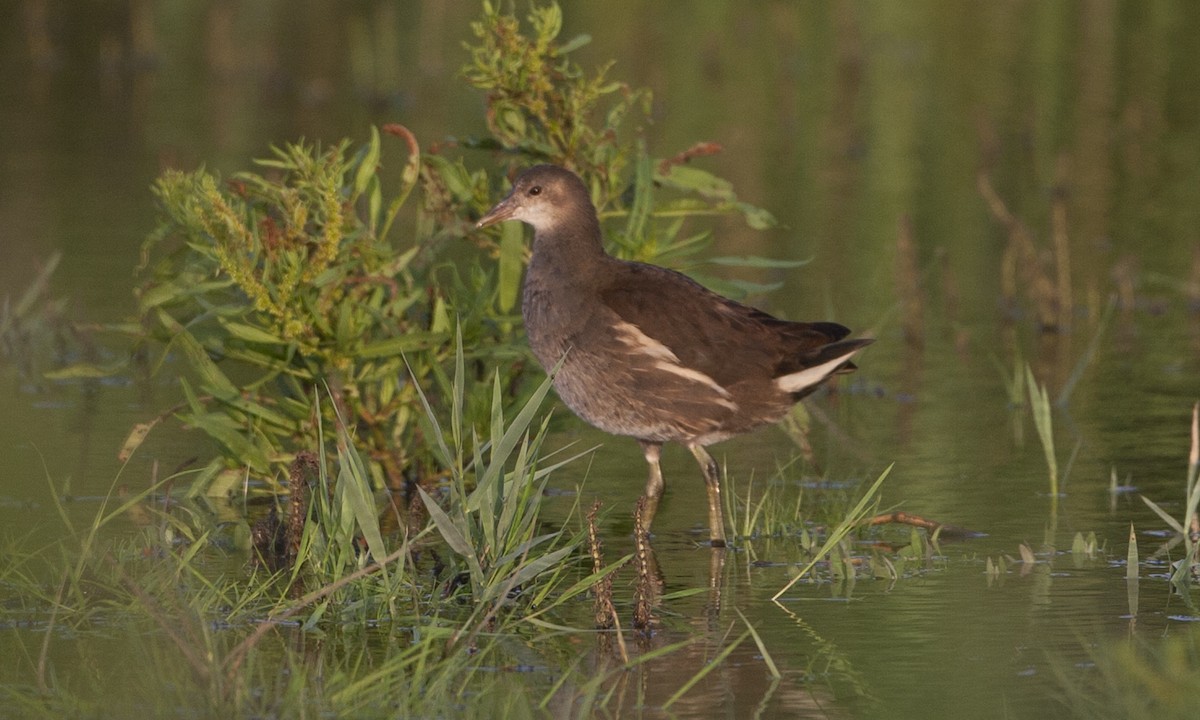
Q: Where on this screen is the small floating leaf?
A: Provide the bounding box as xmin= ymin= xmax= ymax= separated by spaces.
xmin=1018 ymin=542 xmax=1036 ymax=564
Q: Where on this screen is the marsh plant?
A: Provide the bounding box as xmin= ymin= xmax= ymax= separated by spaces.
xmin=132 ymin=128 xmax=471 ymax=497
xmin=1138 ymin=402 xmax=1200 ymax=603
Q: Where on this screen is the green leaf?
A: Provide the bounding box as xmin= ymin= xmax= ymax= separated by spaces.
xmin=624 ymin=150 xmax=653 ymax=248
xmin=684 ymin=272 xmax=782 ymax=298
xmin=537 ymin=2 xmax=562 ymax=40
xmin=44 ymin=361 xmax=128 ymax=380
xmin=357 ymin=332 xmax=447 ymax=359
xmin=557 ymin=33 xmax=591 ymax=54
xmin=183 ymin=457 xmax=225 ymax=499
xmin=379 ymin=124 xmax=421 ymax=241
xmin=336 ymin=424 xmax=388 ymax=580
xmin=497 ymin=221 xmax=525 ymax=313
xmin=205 ymin=467 xmax=247 ymax=498
xmin=655 ymin=165 xmax=733 ymax=197
xmin=182 ymin=412 xmax=269 ymax=472
xmin=217 ymin=395 xmax=295 ymax=430
xmin=157 ymin=309 xmax=238 ymax=398
xmin=473 ymin=366 xmax=558 ymax=500
xmin=220 ymin=320 xmax=289 ymax=345
xmin=431 ymin=296 xmax=451 ymax=334
xmin=706 ymin=255 xmax=811 ymax=269
xmin=502 ymin=543 xmax=575 ymax=594
xmin=406 ymin=357 xmax=455 ymax=472
xmin=1126 ymin=523 xmax=1139 ymax=581
xmin=352 ymin=125 xmax=381 ymax=200
xmin=419 ymin=488 xmax=481 ymax=570
xmin=736 ymin=607 xmax=781 ymax=679
xmin=736 ymin=201 xmax=778 ymax=230
xmin=138 ymin=281 xmax=192 ymax=312
xmin=1025 ymin=364 xmax=1058 ymax=495
xmin=493 ymin=531 xmax=556 ymax=569
xmin=654 ymin=165 xmax=777 ymax=229
xmin=773 ymin=464 xmax=891 ymax=601
xmin=1141 ymin=495 xmax=1186 ymax=536
xmin=452 ymin=326 xmax=466 ymax=464
xmin=424 ymin=156 xmax=475 ymax=201
xmin=368 ymin=176 xmax=382 ymax=235
xmin=663 ymin=630 xmax=751 ymax=710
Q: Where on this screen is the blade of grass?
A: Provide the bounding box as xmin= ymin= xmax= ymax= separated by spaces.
xmin=1056 ymin=295 xmax=1115 ymax=407
xmin=404 ymin=356 xmax=455 ymax=470
xmin=772 ymin=464 xmax=891 ymax=601
xmin=1140 ymin=495 xmax=1186 ymax=536
xmin=418 ymin=487 xmax=481 ymax=575
xmin=330 ymin=397 xmax=389 ymax=578
xmin=662 ymin=629 xmax=751 ymax=710
xmin=1025 ymin=363 xmax=1058 ymax=497
xmin=472 ymin=364 xmax=559 ymax=507
xmin=735 ymin=608 xmax=780 ymax=679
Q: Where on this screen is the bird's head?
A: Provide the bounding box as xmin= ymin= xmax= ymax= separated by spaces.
xmin=475 ymin=164 xmax=593 ymax=234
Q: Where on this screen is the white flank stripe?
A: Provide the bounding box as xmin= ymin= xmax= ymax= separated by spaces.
xmin=652 ymin=361 xmax=739 ymax=410
xmin=614 ymin=321 xmax=737 ymax=408
xmin=775 ymin=350 xmax=860 ymax=394
xmin=613 ymin=321 xmax=679 ymax=362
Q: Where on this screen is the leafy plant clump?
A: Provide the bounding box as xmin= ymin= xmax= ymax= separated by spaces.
xmin=133 ymin=127 xmax=493 ymax=497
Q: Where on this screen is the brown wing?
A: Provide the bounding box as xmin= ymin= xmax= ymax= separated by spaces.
xmin=597 ymin=261 xmax=850 ymax=386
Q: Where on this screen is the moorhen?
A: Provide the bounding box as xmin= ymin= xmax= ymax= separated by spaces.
xmin=476 ymin=164 xmax=871 ymax=547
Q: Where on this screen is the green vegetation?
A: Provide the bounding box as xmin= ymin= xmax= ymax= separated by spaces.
xmin=1025 ymin=363 xmax=1059 ymax=499
xmin=1 ymin=4 xmax=876 ymax=716
xmin=132 ymin=130 xmax=468 ymax=495
xmin=1138 ymin=403 xmax=1200 ymax=605
xmin=0 ymin=373 xmax=707 ymax=717
xmin=88 ymin=0 xmax=781 ymax=500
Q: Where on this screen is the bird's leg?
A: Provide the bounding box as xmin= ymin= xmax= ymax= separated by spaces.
xmin=638 ymin=440 xmax=665 ymax=535
xmin=688 ymin=444 xmax=727 ymax=548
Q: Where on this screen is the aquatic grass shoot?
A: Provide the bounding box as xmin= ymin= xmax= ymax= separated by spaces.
xmin=1025 ymin=363 xmax=1059 ymax=500
xmin=1127 ymin=523 xmax=1140 ymax=620
xmin=1139 ymin=402 xmax=1200 ymax=603
xmin=411 ymin=331 xmax=594 ymax=612
xmin=772 ymin=464 xmax=892 ymax=601
xmin=723 ymin=455 xmax=806 ymax=541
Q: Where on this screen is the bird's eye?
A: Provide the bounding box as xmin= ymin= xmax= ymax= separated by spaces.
xmin=528 ymin=186 xmax=542 ymax=196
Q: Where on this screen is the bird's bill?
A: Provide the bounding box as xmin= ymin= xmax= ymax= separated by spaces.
xmin=475 ymin=195 xmax=517 ymax=229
